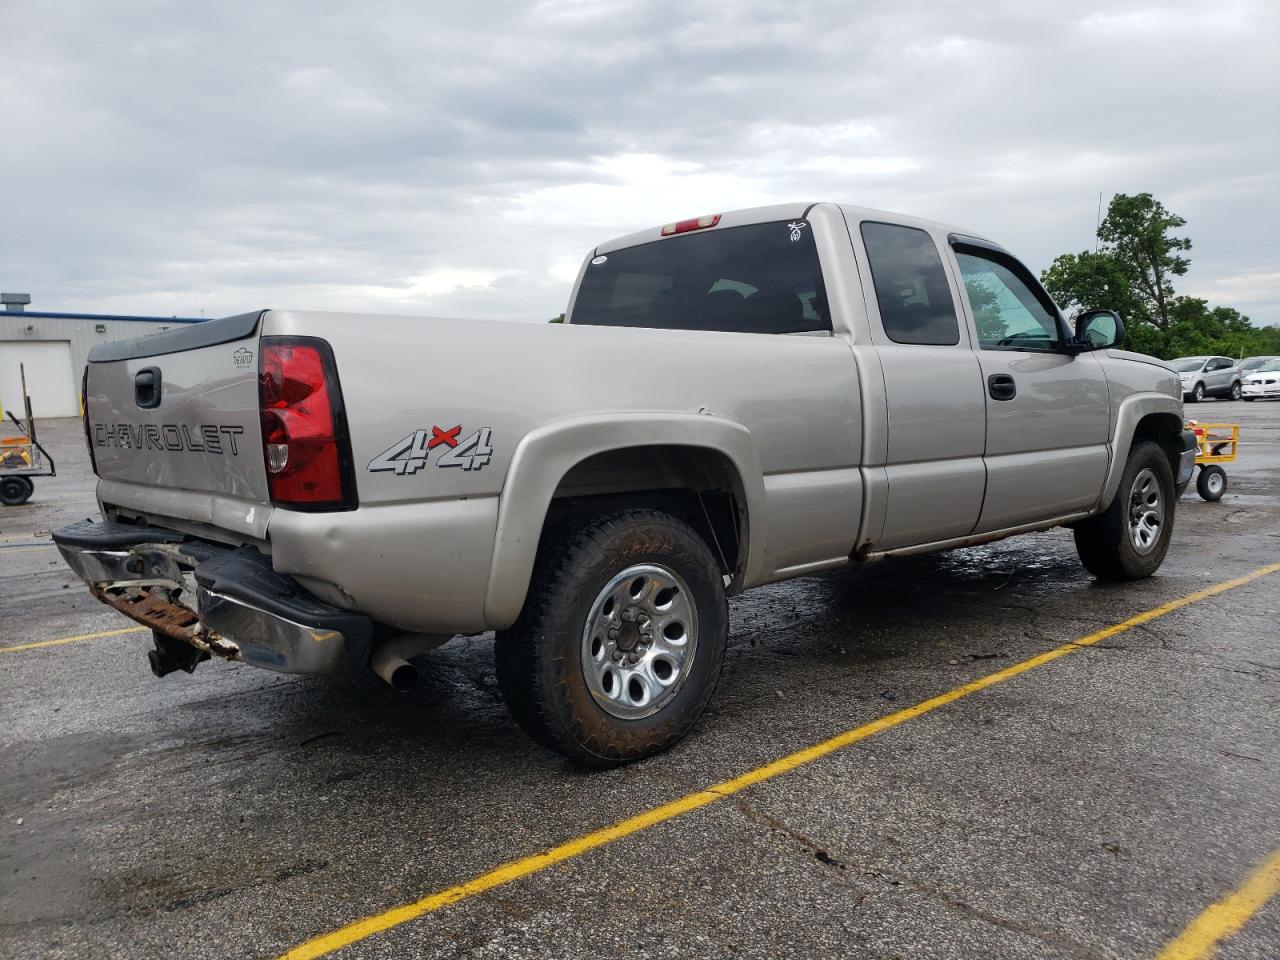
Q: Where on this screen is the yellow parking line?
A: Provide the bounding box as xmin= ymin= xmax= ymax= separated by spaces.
xmin=0 ymin=625 xmax=148 ymax=654
xmin=1157 ymin=849 xmax=1280 ymax=959
xmin=279 ymin=561 xmax=1280 ymax=960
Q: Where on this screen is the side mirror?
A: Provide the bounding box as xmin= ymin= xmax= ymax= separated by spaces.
xmin=1074 ymin=309 xmax=1125 ymax=350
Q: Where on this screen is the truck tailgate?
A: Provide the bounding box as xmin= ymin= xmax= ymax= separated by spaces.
xmin=85 ymin=311 xmax=270 ymax=505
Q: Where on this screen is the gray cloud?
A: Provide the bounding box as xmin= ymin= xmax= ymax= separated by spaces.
xmin=2 ymin=0 xmax=1277 ymax=324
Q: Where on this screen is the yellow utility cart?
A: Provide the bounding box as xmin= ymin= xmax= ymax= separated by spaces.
xmin=1 ymin=363 xmax=57 ymax=505
xmin=1185 ymin=420 xmax=1238 ymax=502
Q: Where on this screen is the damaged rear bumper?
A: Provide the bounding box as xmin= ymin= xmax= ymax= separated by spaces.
xmin=52 ymin=519 xmax=372 ymax=674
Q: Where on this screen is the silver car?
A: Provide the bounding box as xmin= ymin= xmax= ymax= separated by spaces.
xmin=1171 ymin=355 xmax=1242 ymax=402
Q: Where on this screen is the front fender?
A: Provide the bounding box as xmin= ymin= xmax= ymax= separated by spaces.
xmin=482 ymin=412 xmax=766 ymax=629
xmin=1099 ymin=392 xmax=1184 ymax=511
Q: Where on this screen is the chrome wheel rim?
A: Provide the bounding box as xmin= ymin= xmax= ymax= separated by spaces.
xmin=581 ymin=563 xmax=698 ymax=720
xmin=1206 ymin=471 xmax=1224 ymax=496
xmin=1128 ymin=467 xmax=1164 ymax=555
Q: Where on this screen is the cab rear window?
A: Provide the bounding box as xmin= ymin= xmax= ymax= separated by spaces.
xmin=571 ymin=220 xmax=831 ymax=334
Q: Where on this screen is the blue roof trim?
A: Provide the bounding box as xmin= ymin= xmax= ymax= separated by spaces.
xmin=1 ymin=310 xmax=206 ymax=324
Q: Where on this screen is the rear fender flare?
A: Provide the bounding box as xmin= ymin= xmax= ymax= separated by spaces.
xmin=482 ymin=413 xmax=765 ymax=628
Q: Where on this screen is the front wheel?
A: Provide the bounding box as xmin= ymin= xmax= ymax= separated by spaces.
xmin=1073 ymin=440 xmax=1175 ymax=581
xmin=495 ymin=508 xmax=728 ymax=766
xmin=1190 ymin=383 xmax=1205 ymax=403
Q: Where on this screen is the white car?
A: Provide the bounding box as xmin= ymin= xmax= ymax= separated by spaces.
xmin=1238 ymin=355 xmax=1280 ymax=374
xmin=1242 ymin=359 xmax=1280 ymax=400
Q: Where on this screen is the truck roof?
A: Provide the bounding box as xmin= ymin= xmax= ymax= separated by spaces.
xmin=593 ymin=202 xmax=988 ymax=256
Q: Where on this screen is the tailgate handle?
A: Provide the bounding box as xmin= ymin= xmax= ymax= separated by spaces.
xmin=134 ymin=367 xmax=162 ymax=409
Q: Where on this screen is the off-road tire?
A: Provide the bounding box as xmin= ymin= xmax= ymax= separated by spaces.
xmin=0 ymin=476 xmax=33 ymax=505
xmin=495 ymin=508 xmax=728 ymax=767
xmin=1196 ymin=464 xmax=1227 ymax=502
xmin=1073 ymin=440 xmax=1175 ymax=581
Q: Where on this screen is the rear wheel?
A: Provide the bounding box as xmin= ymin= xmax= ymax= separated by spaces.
xmin=1196 ymin=464 xmax=1227 ymax=502
xmin=1073 ymin=440 xmax=1175 ymax=580
xmin=1229 ymin=381 xmax=1242 ymax=401
xmin=0 ymin=476 xmax=33 ymax=505
xmin=495 ymin=508 xmax=728 ymax=766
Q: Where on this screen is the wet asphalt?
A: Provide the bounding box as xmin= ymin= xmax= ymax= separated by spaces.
xmin=1 ymin=403 xmax=1277 ymax=960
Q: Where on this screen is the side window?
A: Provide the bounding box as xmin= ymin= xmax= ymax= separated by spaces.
xmin=859 ymin=222 xmax=960 ymax=346
xmin=1207 ymin=358 xmax=1230 ymax=371
xmin=954 ymin=250 xmax=1061 ymax=351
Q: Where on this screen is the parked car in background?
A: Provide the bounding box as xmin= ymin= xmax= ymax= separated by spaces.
xmin=1171 ymin=356 xmax=1242 ymax=402
xmin=1242 ymin=359 xmax=1280 ymax=401
xmin=1238 ymin=355 xmax=1280 ymax=374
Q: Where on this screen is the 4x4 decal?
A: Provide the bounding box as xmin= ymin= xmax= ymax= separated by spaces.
xmin=368 ymin=426 xmax=493 ymax=475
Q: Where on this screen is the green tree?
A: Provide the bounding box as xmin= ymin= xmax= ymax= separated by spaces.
xmin=1039 ymin=192 xmax=1277 ymax=359
xmin=1097 ymin=192 xmax=1191 ymax=334
xmin=1041 ymin=249 xmax=1140 ymax=326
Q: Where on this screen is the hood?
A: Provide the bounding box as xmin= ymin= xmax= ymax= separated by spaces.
xmin=1106 ymin=348 xmax=1177 ymax=372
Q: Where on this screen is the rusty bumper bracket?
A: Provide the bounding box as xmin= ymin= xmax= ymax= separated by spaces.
xmin=90 ymin=584 xmax=241 ymax=660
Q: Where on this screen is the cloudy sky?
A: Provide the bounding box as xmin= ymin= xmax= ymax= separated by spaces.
xmin=2 ymin=0 xmax=1277 ymax=326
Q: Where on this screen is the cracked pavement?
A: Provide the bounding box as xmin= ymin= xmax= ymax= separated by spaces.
xmin=2 ymin=401 xmax=1278 ymax=959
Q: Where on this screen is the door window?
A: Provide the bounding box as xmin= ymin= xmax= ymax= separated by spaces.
xmin=859 ymin=222 xmax=960 ymax=346
xmin=954 ymin=250 xmax=1061 ymax=351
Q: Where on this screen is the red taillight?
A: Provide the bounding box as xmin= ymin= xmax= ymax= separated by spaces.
xmin=660 ymin=213 xmax=721 ymax=236
xmin=258 ymin=337 xmax=356 ymax=510
xmin=81 ymin=366 xmax=98 ymax=475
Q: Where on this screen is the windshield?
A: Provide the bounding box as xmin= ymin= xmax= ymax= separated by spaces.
xmin=1256 ymin=360 xmax=1280 ymax=373
xmin=1171 ymin=358 xmax=1206 ymax=372
xmin=571 ymin=220 xmax=831 ymax=334
xmin=1241 ymin=357 xmax=1275 ymax=370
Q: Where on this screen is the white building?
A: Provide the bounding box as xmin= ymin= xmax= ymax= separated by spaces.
xmin=0 ymin=294 xmax=204 ymax=418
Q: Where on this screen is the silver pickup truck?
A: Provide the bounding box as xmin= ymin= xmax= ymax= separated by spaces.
xmin=54 ymin=202 xmax=1196 ymax=765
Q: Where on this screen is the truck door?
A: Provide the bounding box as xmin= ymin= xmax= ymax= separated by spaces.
xmin=948 ymin=239 xmax=1110 ymax=533
xmin=855 ymin=221 xmax=987 ymax=549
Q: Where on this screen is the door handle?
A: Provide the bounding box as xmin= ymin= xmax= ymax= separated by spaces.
xmin=988 ymin=373 xmax=1016 ymax=401
xmin=134 ymin=367 xmax=162 ymax=409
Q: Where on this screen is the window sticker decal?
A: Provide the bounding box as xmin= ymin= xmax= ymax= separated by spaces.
xmin=787 ymin=221 xmax=807 ymax=242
